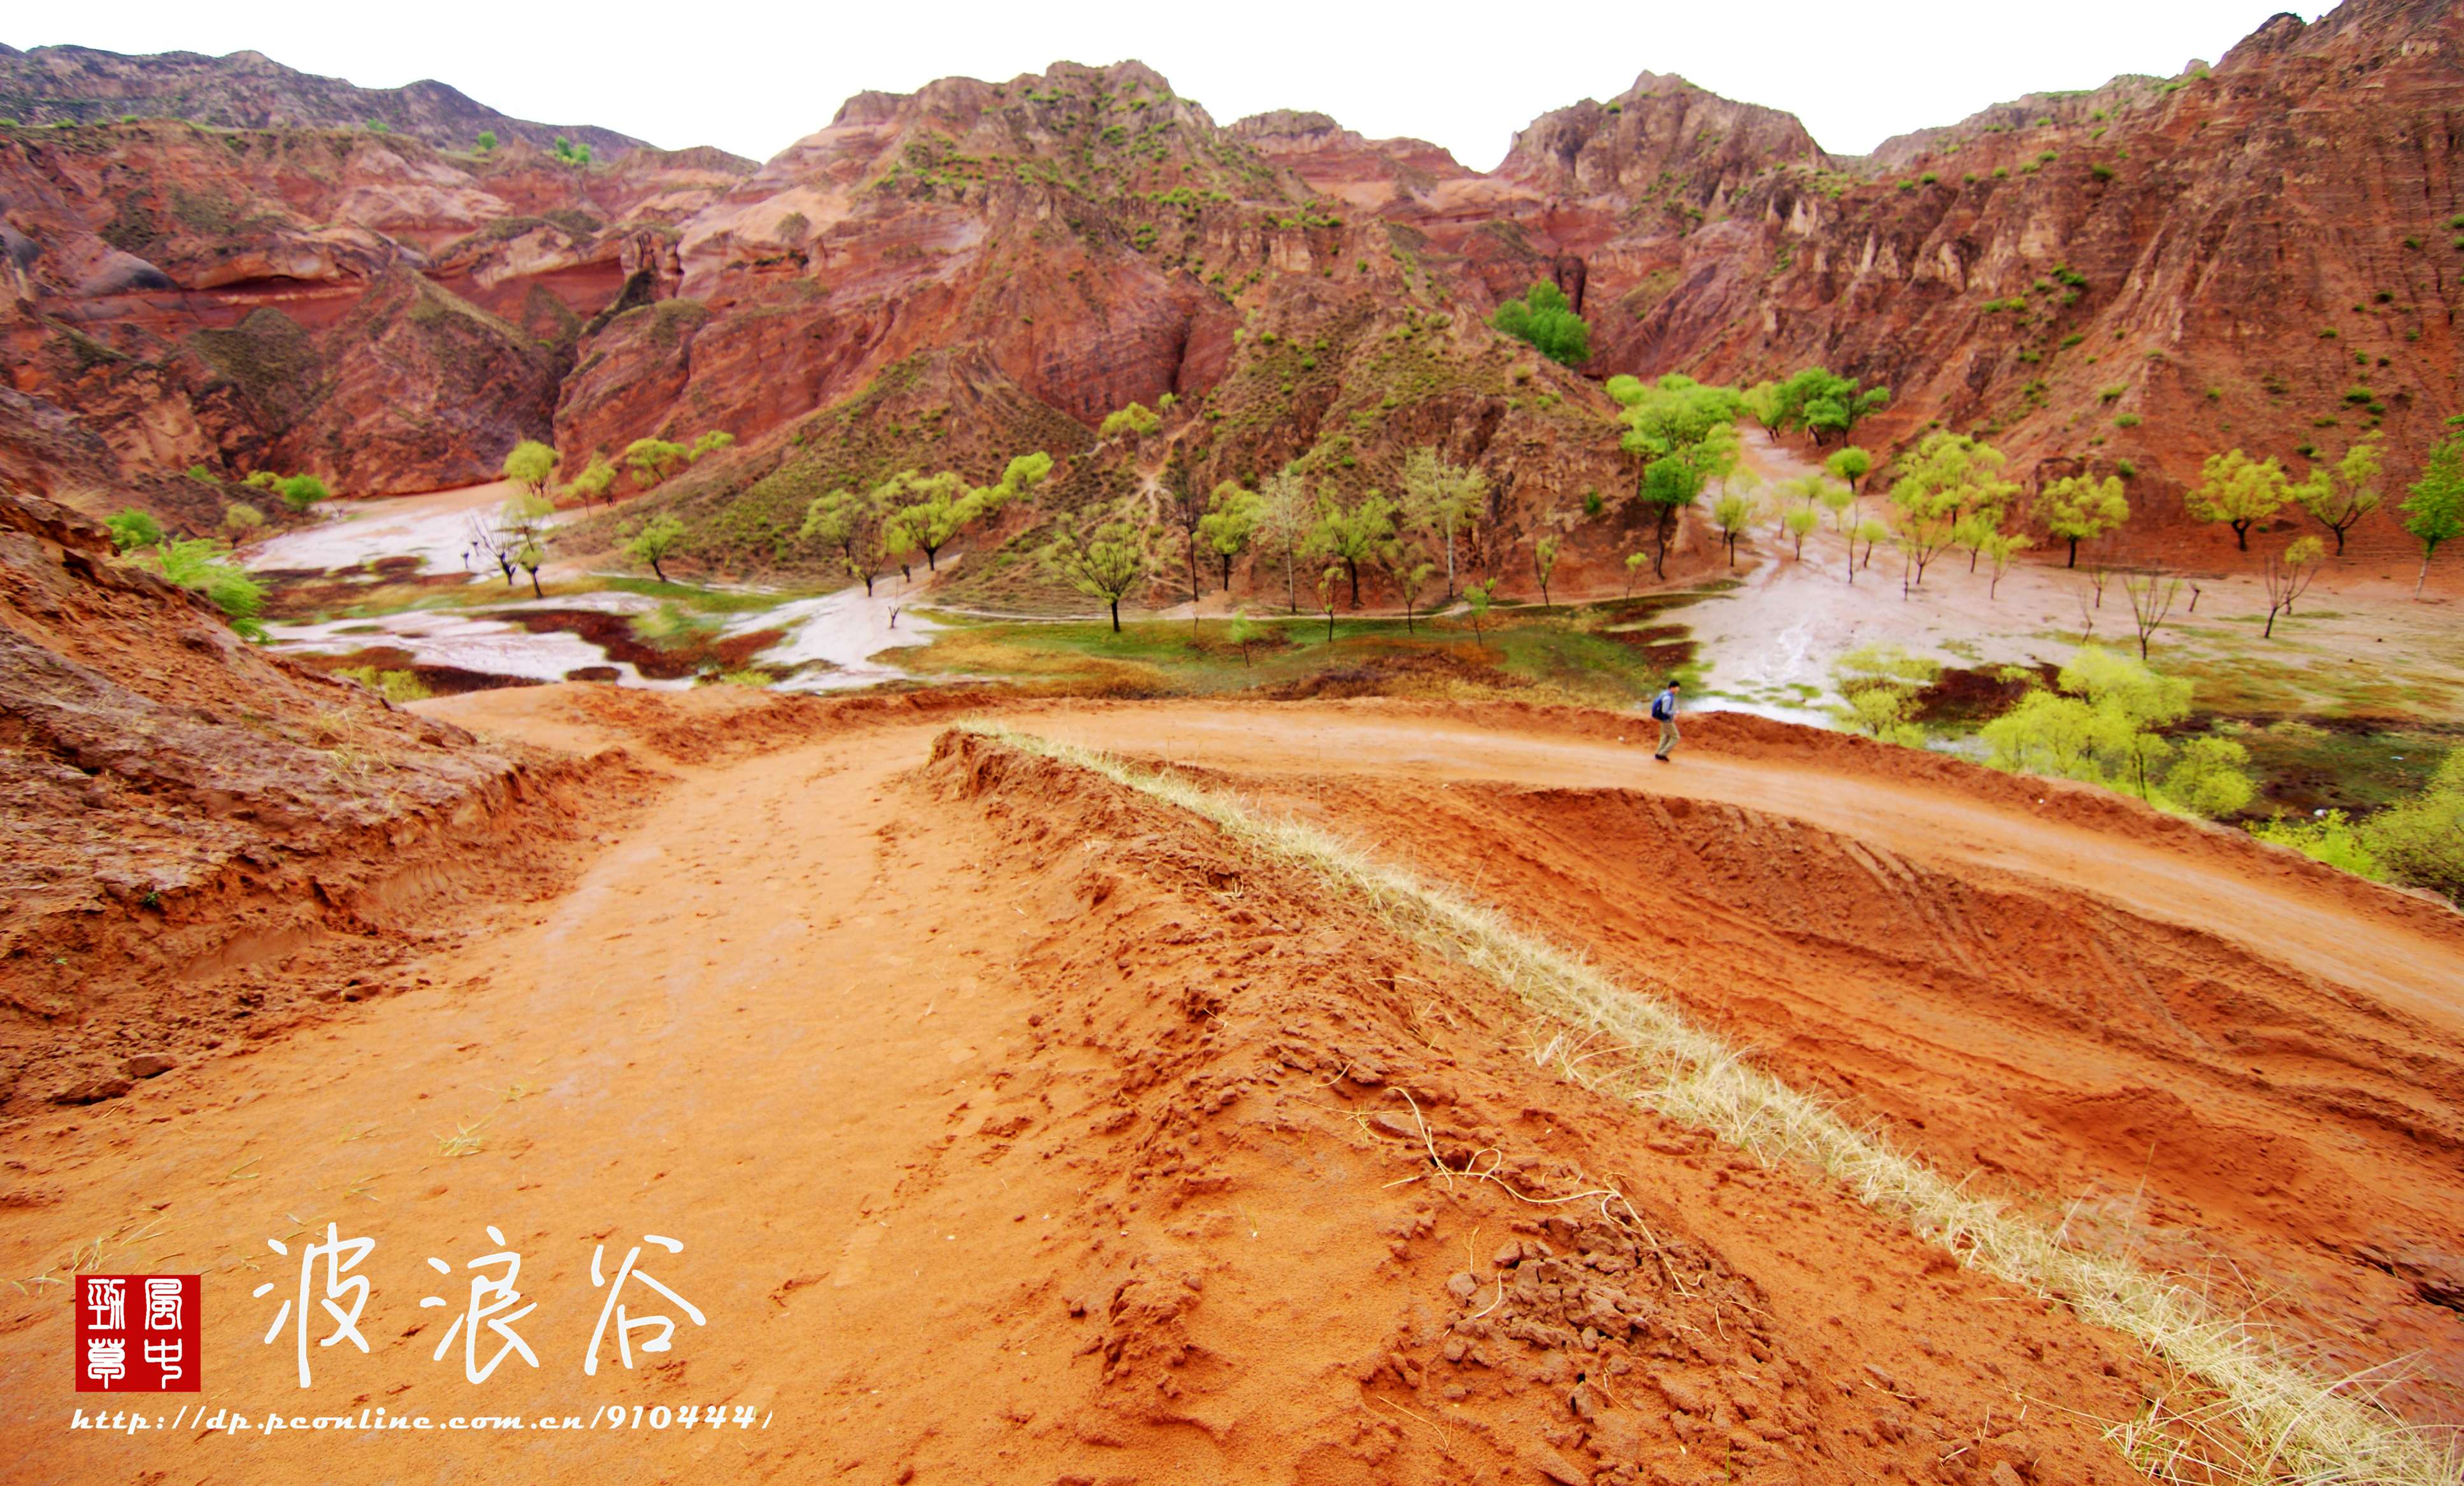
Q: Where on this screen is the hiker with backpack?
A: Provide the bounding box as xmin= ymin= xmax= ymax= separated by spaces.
xmin=1650 ymin=680 xmax=1682 ymax=762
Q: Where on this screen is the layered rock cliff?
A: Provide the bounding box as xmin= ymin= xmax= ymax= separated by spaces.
xmin=1 ymin=118 xmax=749 ymax=494
xmin=6 ymin=0 xmax=2461 ymax=587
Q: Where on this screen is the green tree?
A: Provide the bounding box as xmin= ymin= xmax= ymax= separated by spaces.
xmin=476 ymin=130 xmax=497 ymax=154
xmin=1159 ymin=461 xmax=1208 ymax=606
xmin=568 ymin=456 xmax=617 ymax=506
xmin=1613 ymin=376 xmax=1742 ymax=578
xmin=1622 ymin=403 xmax=1728 ymax=592
xmin=222 ymin=501 xmax=265 ymax=536
xmin=1252 ymin=468 xmax=1314 ymax=613
xmin=1612 ymin=375 xmax=1742 ymax=457
xmin=1780 ymin=503 xmax=1819 ymax=559
xmin=1817 ymin=480 xmax=1856 ymax=539
xmin=2402 ymin=427 xmax=2464 ymax=599
xmin=105 ymin=509 xmax=162 ymax=551
xmin=800 ymin=481 xmax=897 ymax=595
xmin=513 ymin=532 xmax=547 ymax=597
xmin=2254 ymin=811 xmax=2386 ymax=881
xmin=2185 ymin=448 xmax=2290 ymax=550
xmin=1951 ymin=509 xmax=2004 ymax=573
xmin=1981 ymin=646 xmax=2249 ymax=813
xmin=1825 ymin=446 xmax=1873 ymax=494
xmin=689 ymin=431 xmax=737 ymax=462
xmin=1198 ymin=481 xmax=1262 ymax=591
xmin=1710 ymin=489 xmax=1757 ymax=567
xmin=2167 ymin=736 xmax=2257 ymax=818
xmin=624 ymin=438 xmax=690 ymax=490
xmin=1774 ymin=368 xmax=1889 ymax=445
xmin=2040 ymin=473 xmax=2129 ymax=568
xmin=1531 ymin=534 xmax=1559 ymax=608
xmin=1099 ymin=402 xmax=1161 ymax=441
xmin=1400 ymin=446 xmax=1486 ymax=599
xmin=1224 ymin=609 xmax=1267 ymax=668
xmin=277 ymin=474 xmax=329 ymax=511
xmin=1462 ymin=577 xmax=1497 ymax=642
xmin=1737 ymin=381 xmax=1784 ymax=434
xmin=994 ymin=450 xmax=1055 ymax=499
xmin=1829 ymin=645 xmax=1940 ymax=745
xmin=2357 ymin=751 xmax=2464 ymax=902
xmin=1381 ymin=540 xmax=1437 ymax=633
xmin=1491 ymin=280 xmax=1591 ymax=365
xmin=501 ymin=439 xmax=558 ymax=498
xmin=1851 ymin=518 xmax=1891 ymax=580
xmin=2295 ymin=432 xmax=2381 ymax=555
xmin=889 ymin=471 xmax=975 ymax=573
xmin=1981 ymin=685 xmax=2105 ymax=781
xmin=1305 ymin=489 xmax=1395 ymax=608
xmin=2260 ymin=535 xmax=2324 ymax=638
xmin=1889 ymin=432 xmax=2016 ymax=588
xmin=963 ymin=452 xmax=1052 ymax=540
xmin=620 ymin=512 xmax=685 ymax=583
xmin=1041 ymin=513 xmax=1149 ymax=632
xmin=1981 ymin=530 xmax=2031 ymax=599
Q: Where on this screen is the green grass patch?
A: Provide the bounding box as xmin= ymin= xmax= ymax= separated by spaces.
xmin=2226 ymin=718 xmax=2458 ymax=815
xmin=903 ymin=599 xmax=1703 ymax=704
xmin=587 ymin=575 xmax=819 ymax=612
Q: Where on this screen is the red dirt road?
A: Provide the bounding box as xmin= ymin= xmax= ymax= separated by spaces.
xmin=1018 ymin=701 xmax=2464 ymax=1035
xmin=3 ymin=689 xmax=2457 ymax=1483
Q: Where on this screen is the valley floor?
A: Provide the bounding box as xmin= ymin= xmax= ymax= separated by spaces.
xmin=3 ymin=689 xmax=2459 ymax=1483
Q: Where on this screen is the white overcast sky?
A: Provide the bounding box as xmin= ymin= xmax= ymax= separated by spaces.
xmin=15 ymin=1 xmax=2331 ymax=167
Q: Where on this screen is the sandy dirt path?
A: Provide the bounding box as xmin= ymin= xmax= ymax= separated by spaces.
xmin=3 ymin=719 xmax=1116 ymax=1482
xmin=7 ymin=694 xmax=2459 ymax=1482
xmin=1017 ymin=702 xmax=2464 ymax=1035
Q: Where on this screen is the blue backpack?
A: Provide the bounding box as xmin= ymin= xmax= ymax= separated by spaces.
xmin=1650 ymin=692 xmax=1673 ymax=721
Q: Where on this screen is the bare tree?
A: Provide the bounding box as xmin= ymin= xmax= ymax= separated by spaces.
xmin=2122 ymin=571 xmax=2183 ymax=661
xmin=464 ymin=511 xmax=519 ymax=588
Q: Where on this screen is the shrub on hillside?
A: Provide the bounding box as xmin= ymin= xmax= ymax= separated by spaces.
xmin=105 ymin=509 xmax=162 ymax=551
xmin=1491 ymin=282 xmax=1591 ymax=366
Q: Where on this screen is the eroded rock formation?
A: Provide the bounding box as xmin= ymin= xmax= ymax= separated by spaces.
xmin=3 ymin=0 xmax=2458 ymax=580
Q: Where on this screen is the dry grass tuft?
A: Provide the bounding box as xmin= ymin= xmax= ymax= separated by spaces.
xmin=964 ymin=722 xmax=2463 ymax=1486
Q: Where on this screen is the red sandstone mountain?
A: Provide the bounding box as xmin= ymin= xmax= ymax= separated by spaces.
xmin=0 ymin=44 xmax=648 ymax=159
xmin=4 ymin=0 xmax=2459 ymax=587
xmin=1 ymin=121 xmax=748 ymax=496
